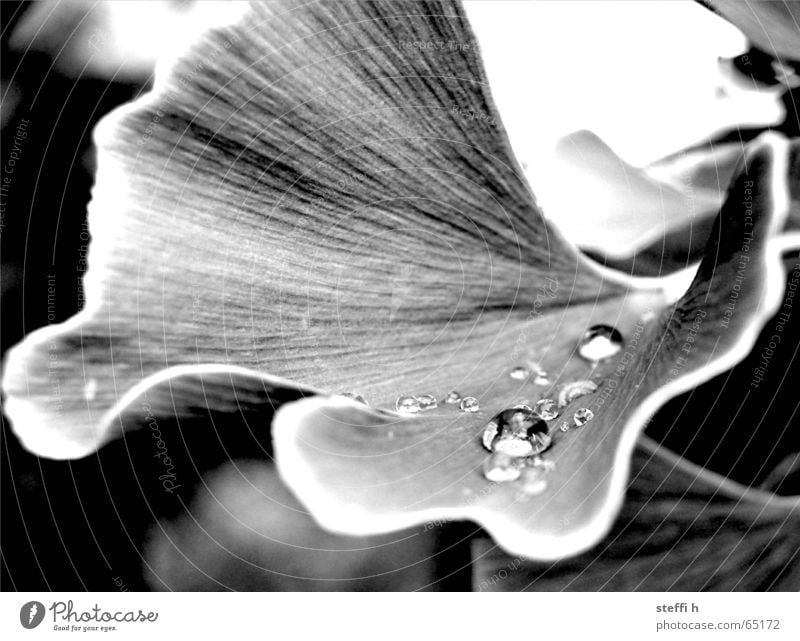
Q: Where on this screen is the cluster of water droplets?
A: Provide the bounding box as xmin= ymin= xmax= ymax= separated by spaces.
xmin=391 ymin=390 xmax=479 ymax=415
xmin=341 ymin=389 xmax=481 ymax=417
xmin=507 ymin=363 xmax=551 ymax=386
xmin=479 ymin=394 xmax=594 ymax=492
xmin=344 ymin=324 xmax=623 ymax=495
xmin=480 ymin=400 xmax=560 ymax=494
xmin=481 ymin=324 xmax=624 ymax=493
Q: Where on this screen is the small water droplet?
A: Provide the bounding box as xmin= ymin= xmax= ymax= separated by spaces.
xmin=534 ymin=398 xmax=558 ymax=420
xmin=482 ymin=408 xmax=550 ymax=457
xmin=460 ymin=397 xmax=480 ymax=413
xmin=444 ymin=391 xmax=461 ymax=404
xmin=509 ymin=366 xmax=531 ymax=381
xmin=557 ymin=380 xmax=598 ymax=408
xmin=396 ymin=395 xmax=421 ymax=413
xmin=339 ymin=392 xmax=368 ymax=405
xmin=533 ymin=373 xmax=551 ymax=386
xmin=528 ymin=456 xmax=556 ymax=472
xmin=573 ymin=408 xmax=595 ymax=427
xmin=483 ymin=452 xmax=523 ymax=483
xmin=518 ymin=466 xmax=548 ymax=495
xmin=578 ymin=325 xmax=624 ymax=362
xmin=559 ymin=421 xmax=570 ymax=433
xmin=417 ymin=394 xmax=438 ymax=410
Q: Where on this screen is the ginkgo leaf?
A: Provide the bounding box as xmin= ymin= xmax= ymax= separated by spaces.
xmin=273 ymin=132 xmax=797 ymax=559
xmin=2 ymin=0 xmax=798 ymax=562
xmin=2 ymin=0 xmax=614 ymax=460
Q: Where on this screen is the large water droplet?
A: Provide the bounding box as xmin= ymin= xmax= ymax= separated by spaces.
xmin=509 ymin=366 xmax=531 ymax=381
xmin=460 ymin=397 xmax=480 ymax=413
xmin=483 ymin=452 xmax=523 ymax=482
xmin=573 ymin=408 xmax=595 ymax=427
xmin=444 ymin=391 xmax=461 ymax=404
xmin=482 ymin=408 xmax=550 ymax=457
xmin=557 ymin=380 xmax=598 ymax=408
xmin=578 ymin=325 xmax=624 ymax=362
xmin=534 ymin=398 xmax=559 ymax=420
xmin=339 ymin=392 xmax=368 ymax=405
xmin=417 ymin=394 xmax=438 ymax=410
xmin=396 ymin=396 xmax=420 ymax=413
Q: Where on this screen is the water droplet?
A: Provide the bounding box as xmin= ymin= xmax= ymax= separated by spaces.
xmin=339 ymin=392 xmax=368 ymax=405
xmin=534 ymin=398 xmax=559 ymax=420
xmin=396 ymin=395 xmax=421 ymax=413
xmin=573 ymin=408 xmax=595 ymax=427
xmin=528 ymin=456 xmax=556 ymax=472
xmin=533 ymin=373 xmax=551 ymax=386
xmin=444 ymin=391 xmax=461 ymax=404
xmin=483 ymin=452 xmax=523 ymax=482
xmin=559 ymin=421 xmax=570 ymax=433
xmin=417 ymin=394 xmax=438 ymax=410
xmin=557 ymin=380 xmax=598 ymax=408
xmin=481 ymin=408 xmax=550 ymax=457
xmin=578 ymin=325 xmax=624 ymax=362
xmin=460 ymin=397 xmax=480 ymax=413
xmin=518 ymin=466 xmax=548 ymax=495
xmin=509 ymin=366 xmax=531 ymax=381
